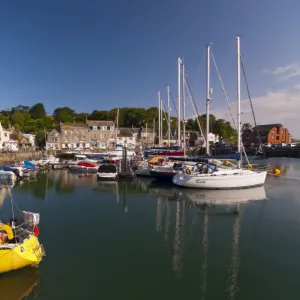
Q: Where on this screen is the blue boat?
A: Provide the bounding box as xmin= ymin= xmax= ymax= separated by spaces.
xmin=24 ymin=160 xmax=37 ymax=169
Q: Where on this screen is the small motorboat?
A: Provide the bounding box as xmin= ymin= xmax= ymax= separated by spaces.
xmin=69 ymin=161 xmax=98 ymax=173
xmin=97 ymin=164 xmax=118 ymax=180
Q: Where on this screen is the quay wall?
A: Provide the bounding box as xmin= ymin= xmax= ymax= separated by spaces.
xmin=0 ymin=150 xmax=57 ymax=164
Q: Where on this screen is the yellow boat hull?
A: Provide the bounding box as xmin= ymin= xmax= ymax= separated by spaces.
xmin=0 ymin=235 xmax=44 ymax=274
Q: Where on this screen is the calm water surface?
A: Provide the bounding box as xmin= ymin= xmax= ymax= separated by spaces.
xmin=0 ymin=158 xmax=299 ymax=300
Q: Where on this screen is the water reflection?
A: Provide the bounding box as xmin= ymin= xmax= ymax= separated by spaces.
xmin=132 ymin=177 xmax=267 ymax=299
xmin=0 ymin=267 xmax=40 ymax=299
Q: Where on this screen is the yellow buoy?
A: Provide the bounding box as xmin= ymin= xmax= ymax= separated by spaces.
xmin=247 ymin=164 xmax=252 ymax=169
xmin=273 ymin=168 xmax=281 ymax=175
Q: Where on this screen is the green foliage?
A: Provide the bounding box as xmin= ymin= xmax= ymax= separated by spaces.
xmin=30 ymin=103 xmax=46 ymax=119
xmin=53 ymin=107 xmax=75 ymax=123
xmin=0 ymin=113 xmax=10 ymax=127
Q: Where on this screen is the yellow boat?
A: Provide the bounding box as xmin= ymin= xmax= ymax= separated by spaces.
xmin=0 ymin=212 xmax=45 ymax=274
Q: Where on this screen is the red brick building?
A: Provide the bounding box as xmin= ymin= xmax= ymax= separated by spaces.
xmin=242 ymin=124 xmax=292 ymax=146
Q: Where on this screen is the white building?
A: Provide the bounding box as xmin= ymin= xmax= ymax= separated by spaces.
xmin=23 ymin=134 xmax=36 ymax=146
xmin=0 ymin=122 xmax=11 ymax=150
xmin=116 ymin=128 xmax=137 ymax=149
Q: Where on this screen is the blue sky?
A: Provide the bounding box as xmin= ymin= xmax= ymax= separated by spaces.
xmin=1 ymin=0 xmax=300 ymax=136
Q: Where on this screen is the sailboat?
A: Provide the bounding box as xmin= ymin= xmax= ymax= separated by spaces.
xmin=172 ymin=37 xmax=267 ymax=189
xmin=0 ymin=196 xmax=45 ymax=273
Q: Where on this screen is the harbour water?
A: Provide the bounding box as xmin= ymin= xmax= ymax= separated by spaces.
xmin=0 ymin=157 xmax=300 ymax=299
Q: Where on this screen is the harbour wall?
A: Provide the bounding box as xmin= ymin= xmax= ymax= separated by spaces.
xmin=0 ymin=150 xmax=57 ymax=164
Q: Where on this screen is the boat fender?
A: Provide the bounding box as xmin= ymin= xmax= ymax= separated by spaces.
xmin=186 ymin=169 xmax=191 ymax=175
xmin=247 ymin=164 xmax=252 ymax=169
xmin=273 ymin=168 xmax=281 ymax=175
xmin=33 ymin=225 xmax=40 ymax=237
xmin=0 ymin=224 xmax=14 ymax=240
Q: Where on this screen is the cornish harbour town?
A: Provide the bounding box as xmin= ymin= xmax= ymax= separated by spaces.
xmin=1 ymin=1 xmax=300 ymax=300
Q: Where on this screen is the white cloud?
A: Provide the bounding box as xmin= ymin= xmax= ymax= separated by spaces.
xmin=264 ymin=62 xmax=300 ymax=81
xmin=213 ymin=89 xmax=300 ymax=138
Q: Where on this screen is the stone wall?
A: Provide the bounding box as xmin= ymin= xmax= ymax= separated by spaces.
xmin=0 ymin=150 xmax=57 ymax=164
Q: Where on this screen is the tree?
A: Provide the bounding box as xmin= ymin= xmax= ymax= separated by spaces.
xmin=10 ymin=111 xmax=31 ymax=129
xmin=30 ymin=103 xmax=46 ymax=119
xmin=44 ymin=116 xmax=54 ymax=130
xmin=11 ymin=105 xmax=30 ymax=113
xmin=242 ymin=123 xmax=252 ymax=131
xmin=53 ymin=107 xmax=75 ymax=123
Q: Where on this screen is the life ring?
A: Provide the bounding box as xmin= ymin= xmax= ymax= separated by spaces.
xmin=0 ymin=224 xmax=14 ymax=240
xmin=186 ymin=169 xmax=191 ymax=175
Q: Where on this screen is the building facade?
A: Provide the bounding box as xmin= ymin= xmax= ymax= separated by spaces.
xmin=86 ymin=120 xmax=116 ymax=149
xmin=116 ymin=128 xmax=137 ymax=149
xmin=242 ymin=123 xmax=292 ymax=146
xmin=0 ymin=122 xmax=11 ymax=150
xmin=59 ymin=123 xmax=89 ymax=149
xmin=46 ymin=129 xmax=61 ymax=150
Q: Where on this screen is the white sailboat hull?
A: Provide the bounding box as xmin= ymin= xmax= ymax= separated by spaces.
xmin=173 ymin=169 xmax=267 ymax=189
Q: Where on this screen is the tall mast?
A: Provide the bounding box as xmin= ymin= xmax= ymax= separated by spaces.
xmin=158 ymin=91 xmax=161 ymax=146
xmin=177 ymin=57 xmax=182 ymax=147
xmin=182 ymin=63 xmax=186 ymax=156
xmin=116 ymin=108 xmax=119 ymax=141
xmin=160 ymin=97 xmax=163 ymax=145
xmin=236 ymin=36 xmax=241 ymax=168
xmin=167 ymin=85 xmax=171 ymax=147
xmin=153 ymin=118 xmax=155 ymax=146
xmin=206 ymin=44 xmax=211 ymax=155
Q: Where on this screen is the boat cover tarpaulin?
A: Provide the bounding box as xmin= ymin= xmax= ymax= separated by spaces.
xmin=24 ymin=160 xmax=36 ymax=169
xmin=78 ymin=161 xmax=97 ymax=168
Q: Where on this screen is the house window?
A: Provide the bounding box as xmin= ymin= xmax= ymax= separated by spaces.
xmin=93 ymin=126 xmax=97 ymax=130
xmin=281 ymin=131 xmax=283 ymax=133
xmin=54 ymin=138 xmax=58 ymax=142
xmin=110 ymin=126 xmax=114 ymax=131
xmin=4 ymin=133 xmax=7 ymax=137
xmin=107 ymin=126 xmax=110 ymax=130
xmin=97 ymin=126 xmax=101 ymax=130
xmin=101 ymin=126 xmax=107 ymax=130
xmin=90 ymin=126 xmax=93 ymax=130
xmin=272 ymin=136 xmax=274 ymax=139
xmin=276 ymin=136 xmax=279 ymax=140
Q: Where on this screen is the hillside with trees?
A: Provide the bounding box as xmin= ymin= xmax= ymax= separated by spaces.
xmin=0 ymin=104 xmax=237 ymax=146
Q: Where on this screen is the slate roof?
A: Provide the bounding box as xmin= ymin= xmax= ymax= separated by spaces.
xmin=253 ymin=124 xmax=282 ymax=131
xmin=86 ymin=120 xmax=115 ymax=126
xmin=60 ymin=123 xmax=88 ymax=129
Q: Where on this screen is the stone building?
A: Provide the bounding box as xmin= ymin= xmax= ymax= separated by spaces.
xmin=86 ymin=120 xmax=117 ymax=149
xmin=59 ymin=123 xmax=89 ymax=149
xmin=46 ymin=129 xmax=60 ymax=150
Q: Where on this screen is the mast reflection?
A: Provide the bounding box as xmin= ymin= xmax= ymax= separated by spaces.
xmin=133 ymin=178 xmax=267 ymax=297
